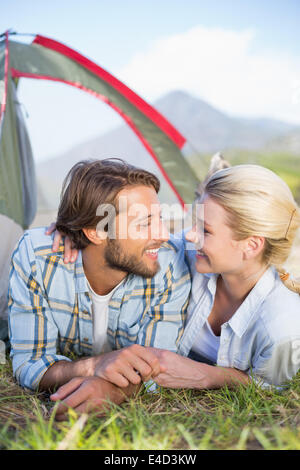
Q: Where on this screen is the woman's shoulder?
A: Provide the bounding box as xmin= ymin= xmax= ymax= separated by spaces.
xmin=263 ymin=270 xmax=300 ymax=311
xmin=259 ymin=272 xmax=300 ymax=341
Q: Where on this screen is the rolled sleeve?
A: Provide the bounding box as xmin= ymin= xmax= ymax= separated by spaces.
xmin=248 ymin=338 xmax=300 ymax=389
xmin=8 ymin=235 xmax=70 ymax=390
xmin=16 ymin=354 xmax=72 ymax=391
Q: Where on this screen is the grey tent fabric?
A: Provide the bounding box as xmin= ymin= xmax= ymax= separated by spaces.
xmin=0 ymin=318 xmax=8 ymax=346
xmin=12 ymin=80 xmax=37 ymax=227
xmin=0 ymin=44 xmax=37 ymax=229
xmin=0 ymin=38 xmax=37 ymax=324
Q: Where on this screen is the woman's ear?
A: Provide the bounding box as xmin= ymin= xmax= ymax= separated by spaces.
xmin=243 ymin=236 xmax=265 ymax=260
xmin=82 ymin=227 xmax=107 ymax=245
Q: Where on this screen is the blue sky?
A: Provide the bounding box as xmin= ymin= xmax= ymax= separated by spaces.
xmin=2 ymin=0 xmax=300 ymax=161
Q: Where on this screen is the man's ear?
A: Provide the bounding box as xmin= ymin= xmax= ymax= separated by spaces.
xmin=243 ymin=236 xmax=265 ymax=260
xmin=82 ymin=227 xmax=107 ymax=245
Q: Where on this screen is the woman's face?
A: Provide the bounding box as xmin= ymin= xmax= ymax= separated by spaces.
xmin=186 ymin=194 xmax=247 ymax=275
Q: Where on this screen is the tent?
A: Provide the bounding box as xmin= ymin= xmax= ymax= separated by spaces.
xmin=0 ymin=31 xmax=199 ymax=325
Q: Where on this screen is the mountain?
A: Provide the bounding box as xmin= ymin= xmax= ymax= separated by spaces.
xmin=154 ymin=91 xmax=296 ymax=154
xmin=264 ymin=129 xmax=300 ymax=155
xmin=36 ymin=90 xmax=299 ymax=211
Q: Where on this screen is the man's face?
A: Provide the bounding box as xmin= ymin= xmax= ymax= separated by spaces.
xmin=103 ymin=185 xmax=170 ymax=278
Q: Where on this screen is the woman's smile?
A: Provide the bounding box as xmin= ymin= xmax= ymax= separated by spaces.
xmin=196 ymin=250 xmax=209 ymax=261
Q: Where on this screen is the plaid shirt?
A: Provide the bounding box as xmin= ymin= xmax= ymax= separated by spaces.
xmin=8 ymin=228 xmax=191 ymax=390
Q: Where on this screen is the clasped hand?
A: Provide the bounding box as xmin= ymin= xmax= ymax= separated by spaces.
xmin=94 ymin=344 xmax=165 ymax=387
xmin=50 ymin=345 xmax=165 ymax=420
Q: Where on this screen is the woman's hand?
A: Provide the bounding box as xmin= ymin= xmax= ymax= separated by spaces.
xmin=149 ymin=348 xmax=249 ymax=390
xmin=149 ymin=349 xmax=211 ymax=389
xmin=45 ymin=222 xmax=79 ymax=263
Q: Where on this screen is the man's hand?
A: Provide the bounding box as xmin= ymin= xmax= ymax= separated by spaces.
xmin=94 ymin=344 xmax=164 ymax=388
xmin=45 ymin=222 xmax=78 ymax=263
xmin=50 ymin=376 xmax=135 ymax=421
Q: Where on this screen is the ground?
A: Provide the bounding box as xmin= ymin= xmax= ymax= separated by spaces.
xmin=1 ymin=355 xmax=300 ymax=450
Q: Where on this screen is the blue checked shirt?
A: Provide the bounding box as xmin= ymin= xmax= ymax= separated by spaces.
xmin=8 ymin=227 xmax=191 ymax=390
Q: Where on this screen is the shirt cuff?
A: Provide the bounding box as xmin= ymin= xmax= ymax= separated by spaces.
xmin=248 ymin=371 xmax=286 ymax=392
xmin=16 ymin=354 xmax=72 ymax=390
xmin=143 ymin=379 xmax=159 ymax=393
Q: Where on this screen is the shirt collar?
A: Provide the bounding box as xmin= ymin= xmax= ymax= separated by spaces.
xmin=206 ymin=273 xmax=218 ymax=297
xmin=74 ymin=250 xmax=89 ymax=293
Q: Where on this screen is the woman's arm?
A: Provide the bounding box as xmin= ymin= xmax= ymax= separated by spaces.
xmin=151 ymin=349 xmax=249 ymax=389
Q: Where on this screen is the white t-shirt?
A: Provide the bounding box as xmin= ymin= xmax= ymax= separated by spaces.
xmin=87 ymin=279 xmax=124 ymax=355
xmin=191 ymin=319 xmax=220 ymax=363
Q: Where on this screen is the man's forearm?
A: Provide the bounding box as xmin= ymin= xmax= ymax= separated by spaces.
xmin=38 ymin=356 xmax=96 ymax=392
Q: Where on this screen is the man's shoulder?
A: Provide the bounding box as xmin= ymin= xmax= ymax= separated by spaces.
xmin=152 ymin=233 xmax=190 ymax=285
xmin=160 ymin=233 xmax=185 ymax=254
xmin=158 ymin=234 xmax=187 ymax=270
xmin=11 ymin=228 xmax=79 ymax=294
xmin=18 ymin=227 xmax=63 ymax=258
xmin=12 ymin=227 xmax=68 ymax=274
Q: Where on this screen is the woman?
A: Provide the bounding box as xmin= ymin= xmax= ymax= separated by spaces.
xmin=153 ymin=163 xmax=300 ymax=390
xmin=49 ymin=163 xmax=300 ymax=389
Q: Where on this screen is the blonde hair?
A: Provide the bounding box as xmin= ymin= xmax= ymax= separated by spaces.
xmin=202 ymin=164 xmax=300 ymax=294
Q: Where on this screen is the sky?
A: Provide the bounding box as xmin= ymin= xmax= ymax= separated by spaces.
xmin=2 ymin=0 xmax=300 ymax=162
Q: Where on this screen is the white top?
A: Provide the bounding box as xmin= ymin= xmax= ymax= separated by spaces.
xmin=87 ymin=280 xmax=124 ymax=355
xmin=191 ymin=319 xmax=220 ymax=363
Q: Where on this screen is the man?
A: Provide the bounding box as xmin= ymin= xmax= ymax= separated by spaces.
xmin=8 ymin=159 xmax=191 ymax=420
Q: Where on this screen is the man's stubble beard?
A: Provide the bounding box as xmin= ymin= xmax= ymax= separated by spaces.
xmin=104 ymin=238 xmax=160 ymax=278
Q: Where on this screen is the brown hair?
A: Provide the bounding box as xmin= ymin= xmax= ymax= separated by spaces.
xmin=56 ymin=158 xmax=160 ymax=249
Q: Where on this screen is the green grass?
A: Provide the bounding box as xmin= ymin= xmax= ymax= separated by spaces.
xmin=1 ymin=357 xmax=300 ymax=450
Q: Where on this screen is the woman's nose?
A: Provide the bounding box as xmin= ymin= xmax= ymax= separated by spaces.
xmin=185 ymin=227 xmax=200 ymax=244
